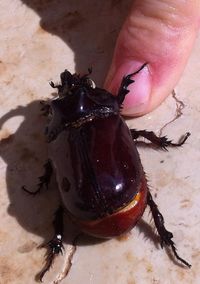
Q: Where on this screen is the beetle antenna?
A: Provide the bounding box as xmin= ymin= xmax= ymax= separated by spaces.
xmin=81 ymin=67 xmax=93 ymax=80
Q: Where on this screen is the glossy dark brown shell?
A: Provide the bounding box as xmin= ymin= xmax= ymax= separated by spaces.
xmin=73 ymin=176 xmax=147 ymax=238
xmin=50 ymin=115 xmax=144 ymax=221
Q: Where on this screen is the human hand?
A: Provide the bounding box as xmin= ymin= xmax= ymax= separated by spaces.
xmin=105 ymin=1 xmax=200 ymax=116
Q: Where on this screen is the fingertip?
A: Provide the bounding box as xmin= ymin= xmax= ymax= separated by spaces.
xmin=105 ymin=0 xmax=200 ymax=116
xmin=106 ymin=61 xmax=152 ymax=116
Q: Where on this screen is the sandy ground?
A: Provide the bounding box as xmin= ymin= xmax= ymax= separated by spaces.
xmin=0 ymin=1 xmax=200 ymax=284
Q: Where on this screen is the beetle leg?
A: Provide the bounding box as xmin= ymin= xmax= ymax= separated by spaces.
xmin=147 ymin=191 xmax=191 ymax=268
xmin=22 ymin=159 xmax=53 ymax=195
xmin=117 ymin=63 xmax=148 ymax=105
xmin=130 ymin=129 xmax=190 ymax=150
xmin=117 ymin=74 xmax=134 ymax=105
xmin=38 ymin=207 xmax=79 ymax=282
xmin=38 ymin=206 xmax=64 ymax=282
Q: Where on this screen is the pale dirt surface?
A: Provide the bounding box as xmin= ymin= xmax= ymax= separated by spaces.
xmin=0 ymin=1 xmax=200 ymax=284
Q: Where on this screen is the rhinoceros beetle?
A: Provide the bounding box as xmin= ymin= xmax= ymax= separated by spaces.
xmin=23 ymin=63 xmax=191 ymax=281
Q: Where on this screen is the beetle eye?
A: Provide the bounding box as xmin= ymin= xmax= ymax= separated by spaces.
xmin=87 ymin=79 xmax=96 ymax=89
xmin=82 ymin=77 xmax=96 ymax=89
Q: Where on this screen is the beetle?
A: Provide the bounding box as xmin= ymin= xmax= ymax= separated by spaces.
xmin=23 ymin=63 xmax=191 ymax=281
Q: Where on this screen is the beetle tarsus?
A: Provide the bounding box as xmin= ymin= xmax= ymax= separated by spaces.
xmin=38 ymin=249 xmax=58 ymax=282
xmin=22 ymin=159 xmax=53 ymax=195
xmin=38 ymin=207 xmax=64 ymax=281
xmin=38 ymin=236 xmax=64 ymax=282
xmin=147 ymin=192 xmax=191 ymax=268
xmin=117 ymin=63 xmax=148 ymax=105
xmin=131 ymin=129 xmax=190 ymax=150
xmin=168 ymin=132 xmax=191 ymax=147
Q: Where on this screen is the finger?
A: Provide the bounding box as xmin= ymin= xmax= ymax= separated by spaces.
xmin=105 ymin=0 xmax=200 ymax=116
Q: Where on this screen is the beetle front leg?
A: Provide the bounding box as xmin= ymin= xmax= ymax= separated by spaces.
xmin=22 ymin=159 xmax=53 ymax=195
xmin=130 ymin=129 xmax=190 ymax=150
xmin=38 ymin=206 xmax=64 ymax=282
xmin=147 ymin=192 xmax=191 ymax=268
xmin=117 ymin=63 xmax=147 ymax=105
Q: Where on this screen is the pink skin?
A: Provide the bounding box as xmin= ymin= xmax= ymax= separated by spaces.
xmin=105 ymin=1 xmax=200 ymax=116
xmin=108 ymin=61 xmax=152 ymax=115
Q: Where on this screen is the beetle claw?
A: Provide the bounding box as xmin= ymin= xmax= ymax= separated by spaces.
xmin=37 ymin=235 xmax=64 ymax=282
xmin=161 ymin=231 xmax=191 ymax=268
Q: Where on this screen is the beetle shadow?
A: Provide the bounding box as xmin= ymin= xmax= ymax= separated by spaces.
xmin=0 ymin=101 xmax=175 ymax=283
xmin=0 ymin=102 xmax=60 ymax=242
xmin=0 ymin=101 xmax=107 ymax=248
xmin=4 ymin=0 xmax=137 ymax=246
xmin=20 ymin=0 xmax=132 ymax=85
xmin=137 ymin=219 xmax=160 ymax=249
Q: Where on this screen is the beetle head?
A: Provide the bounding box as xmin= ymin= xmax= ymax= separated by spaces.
xmin=46 ymin=70 xmax=120 ymax=142
xmin=51 ymin=70 xmax=120 ymax=122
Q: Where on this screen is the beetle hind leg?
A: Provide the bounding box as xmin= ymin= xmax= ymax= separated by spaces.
xmin=22 ymin=159 xmax=53 ymax=195
xmin=37 ymin=207 xmax=79 ymax=282
xmin=130 ymin=129 xmax=190 ymax=150
xmin=37 ymin=206 xmax=64 ymax=282
xmin=147 ymin=192 xmax=191 ymax=268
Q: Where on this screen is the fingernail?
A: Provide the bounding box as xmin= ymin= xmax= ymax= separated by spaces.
xmin=107 ymin=61 xmax=152 ymax=116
